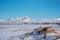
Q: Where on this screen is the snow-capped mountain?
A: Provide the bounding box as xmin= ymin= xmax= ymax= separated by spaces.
xmin=7 ymin=17 xmax=21 ymax=22
xmin=8 ymin=26 xmax=60 ymax=40
xmin=39 ymin=18 xmax=60 ymax=23
xmin=0 ymin=16 xmax=33 ymax=25
xmin=20 ymin=16 xmax=32 ymax=22
xmin=0 ymin=16 xmax=60 ymax=25
xmin=54 ymin=18 xmax=60 ymax=20
xmin=7 ymin=16 xmax=32 ymax=22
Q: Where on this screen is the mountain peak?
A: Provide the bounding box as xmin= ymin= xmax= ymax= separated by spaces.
xmin=20 ymin=16 xmax=32 ymax=22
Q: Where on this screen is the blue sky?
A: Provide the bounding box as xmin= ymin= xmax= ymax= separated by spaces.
xmin=0 ymin=0 xmax=60 ymax=20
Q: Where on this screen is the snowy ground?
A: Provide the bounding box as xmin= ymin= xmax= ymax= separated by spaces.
xmin=0 ymin=24 xmax=60 ymax=40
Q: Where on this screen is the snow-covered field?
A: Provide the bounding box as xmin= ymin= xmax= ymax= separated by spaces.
xmin=0 ymin=24 xmax=60 ymax=40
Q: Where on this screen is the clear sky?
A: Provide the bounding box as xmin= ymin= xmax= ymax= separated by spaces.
xmin=0 ymin=0 xmax=60 ymax=20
